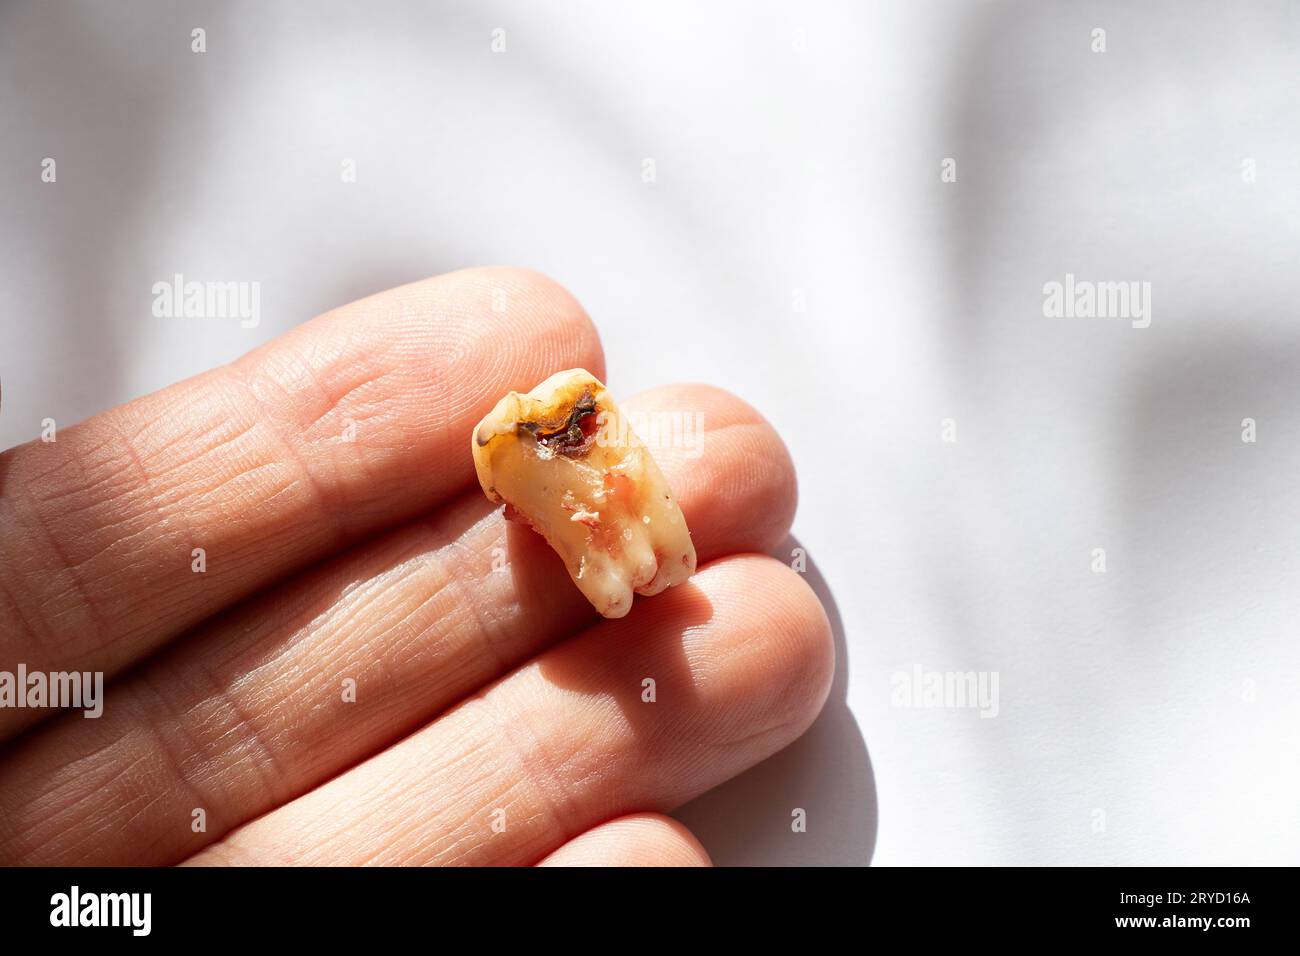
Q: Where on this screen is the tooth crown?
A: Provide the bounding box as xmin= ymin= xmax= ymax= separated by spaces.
xmin=472 ymin=369 xmax=697 ymax=618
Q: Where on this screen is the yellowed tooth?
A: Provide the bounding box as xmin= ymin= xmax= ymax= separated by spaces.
xmin=471 ymin=369 xmax=696 ymax=618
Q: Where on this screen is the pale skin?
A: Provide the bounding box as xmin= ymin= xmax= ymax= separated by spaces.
xmin=0 ymin=267 xmax=833 ymax=866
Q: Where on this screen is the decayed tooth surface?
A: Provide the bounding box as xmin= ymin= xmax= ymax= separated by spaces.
xmin=471 ymin=368 xmax=696 ymax=618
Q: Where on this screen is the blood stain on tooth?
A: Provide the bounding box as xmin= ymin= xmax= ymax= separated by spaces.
xmin=470 ymin=368 xmax=697 ymax=619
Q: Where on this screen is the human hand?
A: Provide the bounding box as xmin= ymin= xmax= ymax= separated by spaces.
xmin=0 ymin=268 xmax=833 ymax=866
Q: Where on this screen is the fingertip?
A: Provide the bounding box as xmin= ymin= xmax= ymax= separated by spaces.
xmin=700 ymin=554 xmax=836 ymax=736
xmin=440 ymin=266 xmax=607 ymax=386
xmin=537 ymin=813 xmax=712 ymax=867
xmin=622 ymin=384 xmax=799 ymax=561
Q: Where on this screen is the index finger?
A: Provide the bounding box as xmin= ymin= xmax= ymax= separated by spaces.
xmin=0 ymin=267 xmax=603 ymax=737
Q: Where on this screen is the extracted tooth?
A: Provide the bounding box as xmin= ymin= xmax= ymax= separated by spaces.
xmin=471 ymin=368 xmax=696 ymax=618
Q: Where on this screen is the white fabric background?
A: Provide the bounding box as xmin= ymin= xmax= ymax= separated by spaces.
xmin=3 ymin=1 xmax=1298 ymax=865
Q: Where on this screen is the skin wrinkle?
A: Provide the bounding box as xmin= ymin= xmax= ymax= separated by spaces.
xmin=32 ymin=769 xmax=145 ymax=866
xmin=192 ymin=446 xmax=312 ymax=507
xmin=43 ymin=498 xmax=169 ymax=572
xmin=20 ymin=734 xmax=157 ymax=865
xmin=262 ymin=319 xmax=387 ymax=424
xmin=472 ymin=680 xmax=588 ymax=861
xmin=257 ymin=575 xmax=378 ymax=670
xmin=23 ymin=433 xmax=134 ymax=512
xmin=291 ymin=574 xmax=447 ymax=759
xmin=288 ymin=330 xmax=410 ymax=450
xmin=227 ymin=471 xmax=314 ymax=520
xmin=4 ymin=387 xmax=318 ymax=695
xmin=374 ymin=741 xmax=502 ymax=866
xmin=128 ymin=670 xmax=239 ymax=850
xmin=103 ymin=765 xmax=189 ymax=864
xmin=128 ymin=396 xmax=264 ymax=490
xmin=422 ymin=706 xmax=561 ymax=866
xmin=284 ymin=696 xmax=503 ymax=866
xmin=7 ymin=417 xmax=139 ymax=506
xmin=26 ymin=728 xmax=139 ymax=815
xmin=299 ymin=364 xmax=399 ymax=443
xmin=360 ymin=723 xmax=497 ymax=864
xmin=443 ymin=533 xmax=512 ymax=679
xmin=323 ymin=559 xmax=452 ymax=680
xmin=221 ymin=361 xmax=349 ymax=547
xmin=184 ymin=652 xmax=292 ymax=807
xmin=708 ymin=715 xmax=802 ymax=760
xmin=200 ymin=541 xmax=440 ymax=756
xmin=0 ymin=540 xmax=52 ymax=656
xmin=271 ymin=504 xmax=507 ymax=734
xmin=340 ymin=589 xmax=430 ymax=682
xmin=357 ymin=597 xmax=441 ymax=683
xmin=120 ymin=369 xmax=246 ymax=463
xmin=269 ymin=644 xmax=346 ymax=733
xmin=10 ymin=438 xmax=90 ymax=489
xmin=170 ymin=674 xmax=295 ymax=817
xmin=9 ymin=471 xmax=112 ymax=644
xmin=380 ymin=592 xmax=480 ymax=702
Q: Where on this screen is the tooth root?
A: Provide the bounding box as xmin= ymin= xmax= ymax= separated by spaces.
xmin=471 ymin=368 xmax=697 ymax=618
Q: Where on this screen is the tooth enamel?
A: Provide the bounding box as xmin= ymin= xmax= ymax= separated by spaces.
xmin=471 ymin=368 xmax=697 ymax=618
